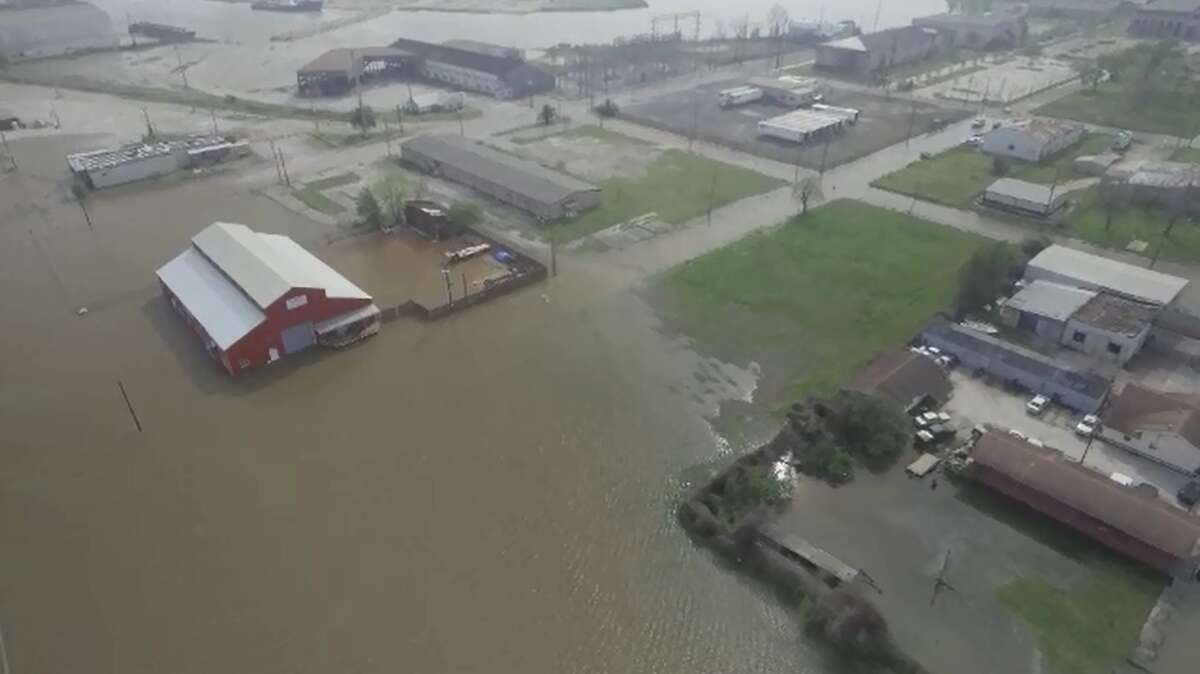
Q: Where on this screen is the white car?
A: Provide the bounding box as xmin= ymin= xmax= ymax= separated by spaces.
xmin=915 ymin=412 xmax=939 ymax=428
xmin=1007 ymin=429 xmax=1027 ymax=441
xmin=1075 ymin=414 xmax=1100 ymax=437
xmin=1026 ymin=395 xmax=1049 ymax=416
xmin=965 ymin=135 xmax=983 ymax=146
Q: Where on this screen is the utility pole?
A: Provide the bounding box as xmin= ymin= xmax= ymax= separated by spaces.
xmin=395 ymin=104 xmax=404 ymax=136
xmin=278 ymin=149 xmax=291 ymax=187
xmin=706 ymin=167 xmax=717 ymax=225
xmin=549 ymin=233 xmax=557 ymax=277
xmin=383 ymin=117 xmax=392 ymax=156
xmin=174 ymin=45 xmax=189 ymax=89
xmin=457 ymin=109 xmax=464 ymax=136
xmin=904 ymin=102 xmax=917 ymax=148
xmin=688 ymin=91 xmax=699 ymax=152
xmin=268 ymin=139 xmax=281 ymax=183
xmin=461 ymin=272 xmax=468 ymax=298
xmin=0 ymin=129 xmax=15 ymax=171
xmin=210 ymin=109 xmax=219 ymax=136
xmin=442 ymin=267 xmax=453 ymax=307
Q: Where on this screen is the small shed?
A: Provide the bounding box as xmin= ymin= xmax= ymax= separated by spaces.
xmin=980 ymin=177 xmax=1070 ymax=218
xmin=906 ymin=453 xmax=941 ymax=477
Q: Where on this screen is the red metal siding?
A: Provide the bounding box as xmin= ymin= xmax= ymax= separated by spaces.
xmin=975 ymin=465 xmax=1179 ymax=574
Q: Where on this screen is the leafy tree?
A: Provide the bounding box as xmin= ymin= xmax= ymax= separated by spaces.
xmin=807 ymin=588 xmax=889 ymax=654
xmin=992 ymin=156 xmax=1011 ymax=177
xmin=1073 ymin=60 xmax=1104 ymax=90
xmin=447 ymin=202 xmax=482 ymax=227
xmin=355 ymin=187 xmax=383 ymax=229
xmin=766 ymin=4 xmax=790 ymax=36
xmin=829 ymin=391 xmax=911 ymax=463
xmin=824 ymin=449 xmax=854 ymax=484
xmin=955 ymin=241 xmax=1016 ymax=316
xmin=372 ymin=175 xmax=405 ymax=226
xmin=350 ymin=104 xmax=376 ymax=131
xmin=538 ymin=103 xmax=557 ymax=126
xmin=1019 ymin=236 xmax=1051 ymax=261
xmin=594 ymin=98 xmax=620 ymax=118
xmin=720 ymin=464 xmax=792 ymax=523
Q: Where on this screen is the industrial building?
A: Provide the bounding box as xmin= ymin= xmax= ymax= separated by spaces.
xmin=67 ymin=135 xmax=250 ymax=190
xmin=157 ymin=222 xmax=379 ymax=376
xmin=1104 ymin=160 xmax=1200 ymax=215
xmin=997 ymin=0 xmax=1123 ymax=20
xmin=0 ymin=108 xmax=20 ymax=131
xmin=0 ymin=0 xmax=117 ymax=60
xmin=912 ymin=8 xmax=1028 ymax=50
xmin=980 ymin=178 xmax=1070 ymax=218
xmin=757 ymin=109 xmax=847 ymax=144
xmin=297 ymin=47 xmax=414 ymax=97
xmin=1025 ymin=244 xmax=1189 ymax=307
xmin=971 ymin=431 xmax=1200 ymax=577
xmin=401 ymin=134 xmax=600 ymax=221
xmin=815 ymin=26 xmax=942 ymax=76
xmin=981 ymin=119 xmax=1084 ymax=162
xmin=922 ymin=319 xmax=1110 ymax=412
xmin=846 ymin=348 xmax=951 ymax=412
xmin=745 ymin=76 xmax=825 ymax=107
xmin=390 ymin=37 xmax=555 ymax=99
xmin=128 ymin=22 xmax=195 ymax=43
xmin=1130 ymin=0 xmax=1200 ymax=41
xmin=1101 ymin=383 xmax=1200 ymax=476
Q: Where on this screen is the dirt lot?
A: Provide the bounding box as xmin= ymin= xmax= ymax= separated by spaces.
xmin=622 ymin=78 xmax=969 ymax=170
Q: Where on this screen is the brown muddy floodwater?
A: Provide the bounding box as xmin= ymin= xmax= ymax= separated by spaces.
xmin=0 ymin=134 xmax=842 ymax=673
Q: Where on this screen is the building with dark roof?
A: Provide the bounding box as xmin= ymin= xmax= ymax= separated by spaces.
xmin=1100 ymin=383 xmax=1200 ymax=475
xmin=847 ymin=348 xmax=951 ymax=412
xmin=297 ymin=47 xmax=414 ymax=97
xmin=390 ymin=37 xmax=555 ymax=99
xmin=912 ymin=8 xmax=1028 ymax=50
xmin=814 ymin=26 xmax=943 ymax=76
xmin=997 ymin=0 xmax=1125 ymax=20
xmin=922 ymin=319 xmax=1110 ymax=412
xmin=1062 ymin=292 xmax=1156 ymax=365
xmin=401 ymin=134 xmax=600 ymax=221
xmin=1130 ymin=0 xmax=1200 ymax=40
xmin=971 ymin=431 xmax=1200 ymax=577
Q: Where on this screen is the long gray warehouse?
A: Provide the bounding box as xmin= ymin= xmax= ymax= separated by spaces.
xmin=401 ymin=134 xmax=601 ymax=221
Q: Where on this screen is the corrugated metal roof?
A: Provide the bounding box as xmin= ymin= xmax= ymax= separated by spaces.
xmin=847 ymin=349 xmax=951 ymax=408
xmin=1071 ymin=292 xmax=1156 ymax=335
xmin=401 ymin=134 xmax=598 ymax=207
xmin=1105 ymin=383 xmax=1200 ymax=455
xmin=1006 ymin=280 xmax=1097 ymax=322
xmin=973 ymin=432 xmax=1200 ymax=559
xmin=156 ymin=247 xmax=265 ymax=350
xmin=192 ymin=222 xmax=370 ymax=309
xmin=1027 ymin=245 xmax=1188 ymax=306
xmin=985 ymin=177 xmax=1060 ymax=205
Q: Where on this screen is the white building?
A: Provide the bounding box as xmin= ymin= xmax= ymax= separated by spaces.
xmin=756 ymin=109 xmax=846 ymax=144
xmin=1101 ymin=383 xmax=1200 ymax=475
xmin=981 ymin=119 xmax=1084 ymax=162
xmin=980 ymin=177 xmax=1071 ymax=217
xmin=67 ymin=136 xmax=249 ymax=190
xmin=1025 ymin=245 xmax=1189 ymax=307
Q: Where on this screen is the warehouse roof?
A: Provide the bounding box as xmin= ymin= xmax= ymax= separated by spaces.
xmin=1026 ymin=245 xmax=1188 ymax=306
xmin=989 ymin=118 xmax=1082 ymax=144
xmin=156 ymin=247 xmax=265 ymax=349
xmin=391 ymin=37 xmax=528 ymax=78
xmin=915 ymin=10 xmax=1024 ymax=27
xmin=985 ymin=177 xmax=1062 ymax=206
xmin=1141 ymin=0 xmax=1200 ymax=13
xmin=759 ymin=109 xmax=845 ymax=134
xmin=67 ymin=135 xmax=228 ymax=172
xmin=297 ymin=46 xmax=412 ymax=76
xmin=401 ymin=134 xmax=598 ymax=207
xmin=1105 ymin=383 xmax=1200 ymax=450
xmin=1071 ymin=292 xmax=1156 ymax=335
xmin=191 ymin=222 xmax=370 ymax=309
xmin=847 ymin=348 xmax=951 ymax=408
xmin=974 ymin=431 xmax=1200 ymax=560
xmin=1006 ymin=280 xmax=1097 ymax=322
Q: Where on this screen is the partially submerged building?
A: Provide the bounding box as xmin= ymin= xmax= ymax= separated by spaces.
xmin=401 ymin=134 xmax=600 ymax=221
xmin=1025 ymin=244 xmax=1189 ymax=307
xmin=814 ymin=26 xmax=942 ymax=76
xmin=912 ymin=9 xmax=1028 ymax=50
xmin=980 ymin=177 xmax=1071 ymax=218
xmin=1130 ymin=0 xmax=1200 ymax=41
xmin=297 ymin=47 xmax=415 ymax=97
xmin=157 ymin=222 xmax=379 ymax=376
xmin=846 ymin=348 xmax=951 ymax=412
xmin=390 ymin=37 xmax=555 ymax=99
xmin=746 ymin=76 xmax=825 ymax=107
xmin=67 ymin=135 xmax=250 ymax=189
xmin=0 ymin=0 xmax=117 ymax=60
xmin=971 ymin=431 xmax=1200 ymax=577
xmin=1101 ymin=383 xmax=1200 ymax=475
xmin=981 ymin=119 xmax=1084 ymax=162
xmin=1104 ymin=160 xmax=1200 ymax=215
xmin=922 ymin=319 xmax=1110 ymax=412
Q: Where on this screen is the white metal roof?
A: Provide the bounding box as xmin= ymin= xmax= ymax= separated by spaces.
xmin=758 ymin=109 xmax=844 ymax=134
xmin=822 ymin=35 xmax=868 ymax=51
xmin=1027 ymin=245 xmax=1188 ymax=306
xmin=156 ymin=247 xmax=266 ymax=350
xmin=1006 ymin=280 xmax=1097 ymax=322
xmin=192 ymin=222 xmax=370 ymax=309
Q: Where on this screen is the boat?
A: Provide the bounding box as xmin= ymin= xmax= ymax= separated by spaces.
xmin=251 ymin=0 xmax=323 ymax=12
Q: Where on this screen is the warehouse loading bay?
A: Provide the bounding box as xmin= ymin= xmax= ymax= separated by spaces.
xmin=623 ymin=78 xmax=969 ymax=170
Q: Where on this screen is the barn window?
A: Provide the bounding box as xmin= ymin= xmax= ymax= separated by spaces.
xmin=1107 ymin=341 xmax=1122 ymax=355
xmin=1072 ymin=331 xmax=1085 ymax=343
xmin=286 ymin=295 xmax=308 ymax=310
xmin=1007 ymin=144 xmax=1015 ymax=151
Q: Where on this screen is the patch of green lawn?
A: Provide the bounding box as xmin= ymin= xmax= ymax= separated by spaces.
xmin=997 ymin=558 xmax=1161 ymax=674
xmin=1065 ymin=186 xmax=1200 ymax=264
xmin=1170 ymin=147 xmax=1200 ymax=163
xmin=304 ymin=172 xmax=361 ymax=191
xmin=659 ymin=199 xmax=984 ymax=406
xmin=1036 ymin=85 xmax=1198 ymax=137
xmin=873 ymin=133 xmax=1111 ymax=207
xmin=551 ymin=149 xmax=783 ymax=242
xmin=293 ymin=187 xmax=346 ymax=215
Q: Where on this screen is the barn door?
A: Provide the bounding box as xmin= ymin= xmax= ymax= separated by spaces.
xmin=280 ymin=322 xmax=315 ymax=355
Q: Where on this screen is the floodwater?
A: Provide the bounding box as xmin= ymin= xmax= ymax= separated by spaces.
xmin=89 ymin=0 xmax=947 ymax=48
xmin=0 ymin=133 xmax=843 ymax=674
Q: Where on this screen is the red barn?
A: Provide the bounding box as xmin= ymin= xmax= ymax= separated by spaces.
xmin=157 ymin=222 xmax=380 ymax=375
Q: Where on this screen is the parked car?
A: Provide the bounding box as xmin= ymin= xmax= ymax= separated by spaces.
xmin=929 ymin=423 xmax=956 ymax=439
xmin=1026 ymin=395 xmax=1049 ymax=416
xmin=1074 ymin=414 xmax=1100 ymax=437
xmin=1112 ymin=131 xmax=1133 ymax=151
xmin=965 ymin=135 xmax=983 ymax=146
xmin=919 ymin=151 xmax=933 ymax=160
xmin=915 ymin=429 xmax=936 ymax=445
xmin=914 ymin=411 xmax=938 ymax=428
xmin=971 ymin=118 xmax=986 ymax=129
xmin=1007 ymin=429 xmax=1027 ymax=441
xmin=992 ymin=121 xmax=1003 ymax=129
xmin=1178 ymin=481 xmax=1200 ymax=507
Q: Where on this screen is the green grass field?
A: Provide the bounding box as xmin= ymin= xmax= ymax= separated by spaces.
xmin=304 ymin=172 xmax=361 ymax=191
xmin=292 ymin=187 xmax=345 ymax=215
xmin=1170 ymin=147 xmax=1200 ymax=163
xmin=552 ymin=148 xmax=783 ymax=242
xmin=1036 ymin=85 xmax=1198 ymax=137
xmin=1065 ymin=187 xmax=1200 ymax=264
xmin=997 ymin=558 xmax=1161 ymax=674
xmin=872 ymin=133 xmax=1112 ymax=207
xmin=658 ymin=200 xmax=984 ymax=406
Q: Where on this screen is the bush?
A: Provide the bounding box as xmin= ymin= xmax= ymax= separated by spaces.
xmin=956 ymin=241 xmax=1016 ymax=316
xmin=594 ymin=98 xmax=620 ymax=118
xmin=355 ymin=187 xmax=383 ymax=229
xmin=350 ymin=104 xmax=377 ymax=131
xmin=829 ymin=391 xmax=911 ymax=463
xmin=824 ymin=449 xmax=854 ymax=484
xmin=447 ymin=202 xmax=482 ymax=227
xmin=807 ymin=588 xmax=889 ymax=654
xmin=992 ymin=156 xmax=1011 ymax=177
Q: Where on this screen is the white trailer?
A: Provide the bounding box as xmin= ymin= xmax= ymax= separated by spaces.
xmin=756 ymin=109 xmax=845 ymax=144
xmin=748 ymin=76 xmax=825 ymax=108
xmin=811 ymin=103 xmax=861 ymax=123
xmin=717 ymin=86 xmax=763 ymax=108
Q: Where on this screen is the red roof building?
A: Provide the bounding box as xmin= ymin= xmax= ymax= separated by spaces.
xmin=157 ymin=222 xmax=380 ymax=375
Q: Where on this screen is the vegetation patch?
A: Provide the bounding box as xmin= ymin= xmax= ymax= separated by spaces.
xmin=1169 ymin=147 xmax=1200 ymax=163
xmin=304 ymin=172 xmax=361 ymax=191
xmin=293 ymin=187 xmax=346 ymax=216
xmin=1063 ymin=186 xmax=1200 ymax=264
xmin=552 ymin=149 xmax=782 ymax=242
xmin=658 ymin=200 xmax=984 ymax=409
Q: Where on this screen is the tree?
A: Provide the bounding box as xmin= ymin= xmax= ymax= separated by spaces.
xmin=792 ymin=176 xmax=822 ymax=216
xmin=447 ymin=202 xmax=482 ymax=227
xmin=766 ymin=4 xmax=789 ymax=36
xmin=1019 ymin=236 xmax=1051 ymax=260
xmin=956 ymin=241 xmax=1016 ymax=316
xmin=829 ymin=391 xmax=911 ymax=463
xmin=372 ymin=175 xmax=405 ymax=227
xmin=992 ymin=156 xmax=1011 ymax=177
xmin=350 ymin=104 xmax=376 ymax=132
xmin=1098 ymin=181 xmax=1128 ymax=232
xmin=355 ymin=187 xmax=383 ymax=229
xmin=594 ymin=98 xmax=620 ymax=118
xmin=1073 ymin=60 xmax=1103 ymax=91
xmin=807 ymin=588 xmax=889 ymax=654
xmin=538 ymin=103 xmax=557 ymax=126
